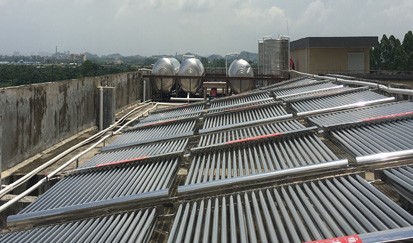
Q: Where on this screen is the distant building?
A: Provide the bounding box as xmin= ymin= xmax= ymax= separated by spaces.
xmin=290 ymin=36 xmax=378 ymax=74
xmin=70 ymin=53 xmax=87 ymax=63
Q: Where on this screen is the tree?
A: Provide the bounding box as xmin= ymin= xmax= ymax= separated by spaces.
xmin=200 ymin=57 xmax=209 ymax=67
xmin=80 ymin=60 xmax=101 ymax=77
xmin=394 ymin=45 xmax=408 ymax=71
xmin=402 ymin=31 xmax=413 ymax=70
xmin=379 ymin=35 xmax=392 ymax=70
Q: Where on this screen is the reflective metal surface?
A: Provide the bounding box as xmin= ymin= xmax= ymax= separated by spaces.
xmin=140 ymin=103 xmax=205 ymax=123
xmin=272 ymin=82 xmax=343 ymax=100
xmin=4 ymin=71 xmax=413 ymax=242
xmin=182 ymin=133 xmax=344 ymax=192
xmin=260 ymin=77 xmax=318 ymax=90
xmin=379 ymin=165 xmax=413 ymax=205
xmin=171 ymin=175 xmax=413 ymax=243
xmin=228 ymin=59 xmax=255 ymax=94
xmin=178 ymin=58 xmax=204 ymax=94
xmin=209 ymin=91 xmax=271 ymax=109
xmin=152 ymin=57 xmax=179 ymax=92
xmin=309 ymin=101 xmax=413 ymax=128
xmin=197 ymin=119 xmax=306 ymax=149
xmin=331 ymin=118 xmax=413 ymax=163
xmin=0 ymin=208 xmax=157 ymax=243
xmin=200 ymin=103 xmax=291 ymax=133
xmin=83 ymin=139 xmax=188 ymax=167
xmin=11 ymin=158 xmax=178 ymax=224
xmin=291 ymin=90 xmax=395 ymax=116
xmin=103 ymin=120 xmax=195 ymax=150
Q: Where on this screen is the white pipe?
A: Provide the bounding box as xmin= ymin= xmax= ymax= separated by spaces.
xmin=170 ymin=97 xmax=205 ymax=102
xmin=0 ymin=134 xmax=111 ymax=213
xmin=290 ymin=70 xmax=413 ymax=96
xmin=113 ymin=103 xmax=158 ymax=135
xmin=0 ymin=103 xmax=154 ymax=213
xmin=152 ymin=102 xmax=189 ymax=106
xmin=0 ymin=102 xmax=151 ymax=199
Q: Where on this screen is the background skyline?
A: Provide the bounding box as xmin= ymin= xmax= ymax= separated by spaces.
xmin=0 ymin=0 xmax=412 ymax=56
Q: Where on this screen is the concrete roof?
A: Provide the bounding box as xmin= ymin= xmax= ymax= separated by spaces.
xmin=290 ymin=36 xmax=379 ymax=50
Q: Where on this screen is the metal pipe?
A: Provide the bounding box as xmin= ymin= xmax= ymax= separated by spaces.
xmin=359 ymin=226 xmax=413 ymax=243
xmin=170 ymin=97 xmax=205 ymax=102
xmin=295 ymin=97 xmax=395 ymax=117
xmin=143 ymin=79 xmax=147 ymax=102
xmin=7 ymin=188 xmax=168 ymax=227
xmin=356 ymin=149 xmax=413 ymax=164
xmin=290 ymin=70 xmax=413 ymax=96
xmin=178 ymin=159 xmax=348 ymax=196
xmin=99 ymin=86 xmax=103 ymax=131
xmin=114 ymin=103 xmax=158 ymax=134
xmin=0 ymin=102 xmax=151 ymax=199
xmin=0 ymin=134 xmax=110 ymax=214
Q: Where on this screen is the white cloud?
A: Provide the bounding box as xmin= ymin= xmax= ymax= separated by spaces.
xmin=294 ymin=0 xmax=332 ymax=28
xmin=179 ymin=0 xmax=214 ymax=12
xmin=0 ymin=0 xmax=10 ymax=6
xmin=383 ymin=0 xmax=413 ymax=23
xmin=0 ymin=0 xmax=412 ymax=56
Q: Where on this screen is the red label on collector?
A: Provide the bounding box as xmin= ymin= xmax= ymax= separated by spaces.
xmin=304 ymin=235 xmax=362 ymax=243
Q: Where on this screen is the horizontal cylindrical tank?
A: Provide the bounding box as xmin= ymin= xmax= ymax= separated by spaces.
xmin=178 ymin=58 xmax=204 ymax=94
xmin=152 ymin=57 xmax=180 ymax=93
xmin=228 ymin=59 xmax=255 ymax=94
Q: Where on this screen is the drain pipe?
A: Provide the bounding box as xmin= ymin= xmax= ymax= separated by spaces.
xmin=0 ymin=103 xmax=154 ymax=213
xmin=290 ymin=70 xmax=413 ymax=96
xmin=0 ymin=102 xmax=151 ymax=199
xmin=99 ymin=86 xmax=104 ymax=131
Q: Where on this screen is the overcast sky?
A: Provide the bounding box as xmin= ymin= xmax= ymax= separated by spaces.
xmin=0 ymin=0 xmax=412 ymax=56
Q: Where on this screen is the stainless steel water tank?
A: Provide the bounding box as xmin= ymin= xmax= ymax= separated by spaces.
xmin=258 ymin=37 xmax=289 ymax=76
xmin=178 ymin=58 xmax=204 ymax=94
xmin=152 ymin=57 xmax=179 ymax=93
xmin=228 ymin=59 xmax=255 ymax=94
xmin=275 ymin=37 xmax=289 ymax=75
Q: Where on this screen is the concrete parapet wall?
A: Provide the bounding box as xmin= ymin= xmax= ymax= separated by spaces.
xmin=0 ymin=72 xmax=142 ymax=170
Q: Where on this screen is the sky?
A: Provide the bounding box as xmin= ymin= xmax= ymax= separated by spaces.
xmin=0 ymin=0 xmax=412 ymax=56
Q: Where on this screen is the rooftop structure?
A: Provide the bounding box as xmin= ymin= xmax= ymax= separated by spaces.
xmin=0 ymin=72 xmax=413 ymax=242
xmin=290 ymin=36 xmax=379 ymax=75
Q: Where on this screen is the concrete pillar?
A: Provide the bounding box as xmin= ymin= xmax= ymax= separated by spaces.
xmin=98 ymin=87 xmax=116 ymax=130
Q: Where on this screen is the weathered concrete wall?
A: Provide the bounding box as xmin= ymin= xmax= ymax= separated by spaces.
xmin=0 ymin=72 xmax=142 ymax=170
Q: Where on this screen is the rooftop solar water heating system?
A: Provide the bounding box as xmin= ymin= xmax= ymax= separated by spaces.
xmin=1 ymin=73 xmax=413 ymax=243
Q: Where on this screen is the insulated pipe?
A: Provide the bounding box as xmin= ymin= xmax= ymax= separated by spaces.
xmin=290 ymin=70 xmax=413 ymax=96
xmin=0 ymin=102 xmax=152 ymax=199
xmin=113 ymin=103 xmax=158 ymax=134
xmin=0 ymin=101 xmax=155 ymax=213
